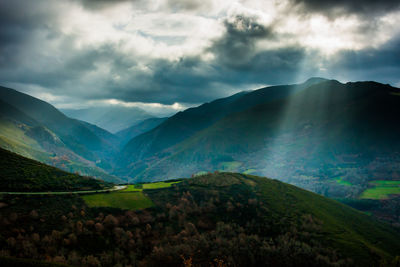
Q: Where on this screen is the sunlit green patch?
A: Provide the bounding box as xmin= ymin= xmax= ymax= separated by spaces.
xmin=82 ymin=181 xmax=182 ymax=209
xmin=142 ymin=181 xmax=181 ymax=189
xmin=122 ymin=181 xmax=181 ymax=192
xmin=122 ymin=185 xmax=143 ymax=192
xmin=333 ymin=177 xmax=352 ymax=186
xmin=360 ymin=180 xmax=400 ymax=199
xmin=370 ymin=180 xmax=400 ymax=186
xmin=82 ymin=191 xmax=153 ymax=210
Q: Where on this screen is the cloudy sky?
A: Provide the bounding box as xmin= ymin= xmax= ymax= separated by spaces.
xmin=1 ymin=0 xmax=399 ymax=114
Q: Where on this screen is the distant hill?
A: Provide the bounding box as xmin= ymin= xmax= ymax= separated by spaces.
xmin=0 ymin=147 xmax=112 ymax=192
xmin=116 ymin=80 xmax=400 ymax=201
xmin=0 ymin=86 xmax=121 ymax=182
xmin=116 ymin=117 xmax=167 ymax=146
xmin=62 ymin=106 xmax=154 ymax=133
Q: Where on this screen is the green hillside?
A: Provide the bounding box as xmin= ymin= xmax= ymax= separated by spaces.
xmin=0 ymin=147 xmax=112 ymax=192
xmin=61 ymin=106 xmax=153 ymax=133
xmin=143 ymin=173 xmax=400 ymax=266
xmin=0 ymin=86 xmax=122 ymax=182
xmin=0 ymin=173 xmax=399 ymax=266
xmin=0 ymin=86 xmax=118 ymax=164
xmin=118 ymin=78 xmax=325 ymax=169
xmin=118 ymin=81 xmax=400 ymax=202
xmin=116 ymin=117 xmax=167 ymax=146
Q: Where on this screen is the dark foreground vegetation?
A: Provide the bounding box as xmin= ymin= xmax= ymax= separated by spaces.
xmin=0 ymin=173 xmax=399 ymax=266
xmin=0 ymin=148 xmax=111 ymax=192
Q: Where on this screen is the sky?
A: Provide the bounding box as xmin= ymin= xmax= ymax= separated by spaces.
xmin=0 ymin=0 xmax=400 ymax=114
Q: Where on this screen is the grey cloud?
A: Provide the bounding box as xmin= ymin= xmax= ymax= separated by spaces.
xmin=325 ymin=37 xmax=400 ymax=85
xmin=0 ymin=0 xmax=399 ymax=110
xmin=0 ymin=0 xmax=62 ymax=67
xmin=165 ymin=0 xmax=213 ymax=12
xmin=74 ymin=0 xmax=131 ymax=10
xmin=208 ymin=15 xmax=275 ymax=69
xmin=290 ymin=0 xmax=400 ymax=16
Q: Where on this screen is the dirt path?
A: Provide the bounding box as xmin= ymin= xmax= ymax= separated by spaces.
xmin=0 ymin=185 xmax=127 ymax=195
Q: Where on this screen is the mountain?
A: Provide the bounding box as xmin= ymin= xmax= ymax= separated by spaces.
xmin=62 ymin=106 xmax=154 ymax=133
xmin=1 ymin=172 xmax=400 ymax=266
xmin=117 ymin=78 xmax=327 ymax=169
xmin=115 ymin=117 xmax=167 ymax=146
xmin=116 ymin=80 xmax=400 ymax=201
xmin=77 ymin=119 xmax=120 ymax=148
xmin=0 ymin=86 xmax=121 ymax=182
xmin=0 ymin=147 xmax=112 ymax=192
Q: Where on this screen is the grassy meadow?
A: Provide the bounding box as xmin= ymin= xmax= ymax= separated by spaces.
xmin=82 ymin=180 xmax=181 ymax=209
xmin=360 ymin=180 xmax=400 ymax=199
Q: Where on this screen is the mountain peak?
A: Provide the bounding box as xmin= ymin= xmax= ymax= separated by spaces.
xmin=303 ymin=77 xmax=329 ymax=85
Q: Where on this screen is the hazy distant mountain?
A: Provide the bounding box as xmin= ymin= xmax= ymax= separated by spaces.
xmin=0 ymin=86 xmax=121 ymax=182
xmin=62 ymin=106 xmax=154 ymax=133
xmin=116 ymin=117 xmax=168 ymax=146
xmin=116 ymin=79 xmax=400 ymax=201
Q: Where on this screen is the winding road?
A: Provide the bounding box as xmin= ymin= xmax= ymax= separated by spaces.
xmin=0 ymin=185 xmax=127 ymax=195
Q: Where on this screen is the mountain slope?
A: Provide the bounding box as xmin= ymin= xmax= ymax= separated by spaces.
xmin=117 ymin=80 xmax=400 ymax=201
xmin=0 ymin=86 xmax=121 ymax=182
xmin=62 ymin=106 xmax=154 ymax=133
xmin=118 ymin=78 xmax=327 ymax=170
xmin=0 ymin=86 xmax=117 ymax=163
xmin=116 ymin=117 xmax=167 ymax=146
xmin=145 ymin=173 xmax=400 ymax=265
xmin=0 ymin=147 xmax=112 ymax=192
xmin=1 ymin=172 xmax=399 ymax=266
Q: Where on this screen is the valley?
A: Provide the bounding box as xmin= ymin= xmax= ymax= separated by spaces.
xmin=1 ymin=79 xmax=400 ymax=226
xmin=2 ymin=0 xmax=400 ymax=265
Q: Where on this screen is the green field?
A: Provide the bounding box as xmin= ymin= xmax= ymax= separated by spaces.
xmin=122 ymin=181 xmax=181 ymax=192
xmin=122 ymin=185 xmax=143 ymax=192
xmin=82 ymin=191 xmax=154 ymax=210
xmin=83 ymin=181 xmax=181 ymax=209
xmin=142 ymin=181 xmax=181 ymax=189
xmin=360 ymin=180 xmax=400 ymax=199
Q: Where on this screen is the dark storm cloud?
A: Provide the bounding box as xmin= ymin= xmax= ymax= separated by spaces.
xmin=0 ymin=0 xmax=399 ymax=109
xmin=291 ymin=0 xmax=400 ymax=16
xmin=208 ymin=15 xmax=275 ymax=69
xmin=74 ymin=0 xmax=131 ymax=10
xmin=0 ymin=0 xmax=59 ymax=62
xmin=0 ymin=2 xmax=310 ymax=106
xmin=100 ymin=15 xmax=311 ymax=104
xmin=326 ymin=37 xmax=400 ymax=85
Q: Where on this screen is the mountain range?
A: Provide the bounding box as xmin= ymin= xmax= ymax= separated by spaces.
xmin=114 ymin=79 xmax=400 ymax=202
xmin=2 ymin=78 xmax=400 ymax=265
xmin=0 ymin=86 xmax=170 ymax=183
xmin=61 ymin=106 xmax=154 ymax=133
xmin=1 ymin=78 xmax=400 ymax=204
